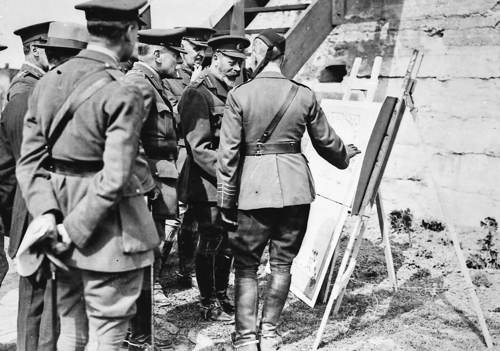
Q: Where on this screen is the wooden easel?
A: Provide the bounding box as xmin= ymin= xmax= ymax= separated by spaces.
xmin=312 ymin=50 xmax=494 ymax=350
xmin=321 ymin=56 xmax=397 ymax=305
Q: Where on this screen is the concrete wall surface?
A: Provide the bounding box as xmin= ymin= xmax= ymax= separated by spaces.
xmin=251 ymin=0 xmax=500 ymax=228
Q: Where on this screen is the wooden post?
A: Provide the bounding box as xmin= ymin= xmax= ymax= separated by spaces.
xmin=312 ymin=216 xmax=367 ymax=350
xmin=375 ymin=191 xmax=397 ymax=291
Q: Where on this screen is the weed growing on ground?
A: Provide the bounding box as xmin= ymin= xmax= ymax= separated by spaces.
xmin=466 ymin=217 xmax=500 ymax=269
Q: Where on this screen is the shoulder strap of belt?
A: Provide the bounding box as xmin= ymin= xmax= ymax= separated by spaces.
xmin=257 ymin=83 xmax=299 ymax=144
xmin=47 ymin=67 xmax=116 ymax=150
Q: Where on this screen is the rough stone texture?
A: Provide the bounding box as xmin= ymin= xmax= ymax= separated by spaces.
xmin=250 ymin=0 xmax=500 ymax=228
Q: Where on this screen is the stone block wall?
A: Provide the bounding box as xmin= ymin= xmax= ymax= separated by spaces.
xmin=250 ymin=0 xmax=500 ymax=228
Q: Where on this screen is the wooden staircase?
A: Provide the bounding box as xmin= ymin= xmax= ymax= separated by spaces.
xmin=213 ymin=0 xmax=346 ymax=78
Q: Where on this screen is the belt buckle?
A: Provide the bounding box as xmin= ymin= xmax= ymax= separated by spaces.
xmin=255 ymin=143 xmax=264 ymax=156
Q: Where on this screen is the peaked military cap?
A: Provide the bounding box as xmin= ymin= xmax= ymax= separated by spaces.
xmin=75 ymin=0 xmax=147 ymax=25
xmin=181 ymin=27 xmax=216 ymax=47
xmin=36 ymin=22 xmax=89 ymax=50
xmin=0 ymin=44 xmax=6 ymax=51
xmin=13 ymin=21 xmax=52 ymax=45
xmin=208 ymin=35 xmax=250 ymax=59
xmin=256 ymin=28 xmax=286 ymax=57
xmin=138 ymin=28 xmax=187 ymax=54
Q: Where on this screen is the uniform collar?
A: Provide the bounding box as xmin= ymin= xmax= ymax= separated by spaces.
xmin=20 ymin=62 xmax=45 ymax=79
xmin=133 ymin=61 xmax=163 ymax=90
xmin=81 ymin=44 xmax=119 ymax=66
xmin=254 ymin=70 xmax=286 ymax=80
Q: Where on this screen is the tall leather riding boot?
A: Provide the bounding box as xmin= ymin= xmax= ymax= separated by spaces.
xmin=195 ymin=253 xmax=232 ymax=321
xmin=259 ymin=272 xmax=292 ymax=350
xmin=215 ymin=252 xmax=234 ymax=314
xmin=178 ymin=227 xmax=195 ymax=274
xmin=195 ymin=253 xmax=215 ymax=301
xmin=232 ymin=276 xmax=259 ymax=351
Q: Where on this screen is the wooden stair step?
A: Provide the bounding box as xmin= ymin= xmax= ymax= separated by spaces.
xmin=216 ymin=27 xmax=290 ymax=35
xmin=244 ymin=4 xmax=309 ymax=14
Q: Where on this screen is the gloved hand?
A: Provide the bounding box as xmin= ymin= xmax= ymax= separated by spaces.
xmin=220 ymin=208 xmax=238 ymax=232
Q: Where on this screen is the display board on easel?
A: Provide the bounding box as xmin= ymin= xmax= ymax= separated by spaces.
xmin=310 ymin=50 xmax=494 ymax=350
xmin=290 ymin=56 xmax=397 ymax=307
xmin=290 ymin=99 xmax=380 ymax=307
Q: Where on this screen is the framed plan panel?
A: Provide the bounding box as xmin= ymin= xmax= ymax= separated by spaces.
xmin=291 ymin=99 xmax=381 ymax=307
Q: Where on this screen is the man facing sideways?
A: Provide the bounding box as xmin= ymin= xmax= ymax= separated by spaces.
xmin=124 ymin=27 xmax=186 ymax=350
xmin=0 ymin=21 xmax=54 ymax=351
xmin=216 ymin=29 xmax=361 ymax=350
xmin=164 ymin=26 xmax=216 ymax=288
xmin=16 ymin=0 xmax=159 ymax=349
xmin=178 ymin=34 xmax=250 ymax=321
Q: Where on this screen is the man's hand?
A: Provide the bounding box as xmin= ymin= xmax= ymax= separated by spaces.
xmin=49 ymin=224 xmax=72 ymax=256
xmin=190 ymin=64 xmax=204 ymax=83
xmin=40 ymin=213 xmax=58 ymax=241
xmin=346 ymin=144 xmax=361 ymax=159
xmin=221 ymin=208 xmax=238 ymax=231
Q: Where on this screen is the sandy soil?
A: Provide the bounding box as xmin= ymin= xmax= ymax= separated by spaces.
xmin=154 ymin=212 xmax=500 ymax=350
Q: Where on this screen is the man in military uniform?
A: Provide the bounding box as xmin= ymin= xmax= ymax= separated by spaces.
xmin=0 ymin=21 xmax=54 ymax=351
xmin=164 ymin=27 xmax=215 ymax=106
xmin=178 ymin=35 xmax=250 ymax=321
xmin=0 ymin=42 xmax=8 ymax=288
xmin=163 ymin=26 xmax=215 ymax=288
xmin=216 ymin=30 xmax=360 ymax=350
xmin=16 ymin=1 xmax=158 ymax=349
xmin=124 ymin=28 xmax=186 ymax=350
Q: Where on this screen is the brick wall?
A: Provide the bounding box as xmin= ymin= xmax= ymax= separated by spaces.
xmin=250 ymin=0 xmax=500 ymax=228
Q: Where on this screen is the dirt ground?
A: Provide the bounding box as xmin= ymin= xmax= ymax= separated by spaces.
xmin=1 ymin=212 xmax=498 ymax=351
xmin=155 ymin=212 xmax=500 ymax=350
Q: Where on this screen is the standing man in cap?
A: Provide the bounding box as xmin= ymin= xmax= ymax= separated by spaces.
xmin=217 ymin=29 xmax=361 ymax=350
xmin=0 ymin=21 xmax=55 ymax=351
xmin=1 ymin=21 xmax=89 ymax=351
xmin=123 ymin=27 xmax=186 ymax=350
xmin=16 ymin=0 xmax=159 ymax=349
xmin=178 ymin=34 xmax=250 ymax=321
xmin=164 ymin=26 xmax=215 ymax=288
xmin=164 ymin=26 xmax=215 ymax=100
xmin=0 ymin=42 xmax=8 ymax=289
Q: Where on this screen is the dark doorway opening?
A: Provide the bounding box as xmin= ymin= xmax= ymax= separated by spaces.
xmin=318 ymin=64 xmax=347 ymax=83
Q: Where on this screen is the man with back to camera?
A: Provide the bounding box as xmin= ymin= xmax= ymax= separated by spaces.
xmin=177 ymin=34 xmax=250 ymax=321
xmin=16 ymin=0 xmax=159 ymax=349
xmin=216 ymin=29 xmax=361 ymax=350
xmin=124 ymin=27 xmax=187 ymax=350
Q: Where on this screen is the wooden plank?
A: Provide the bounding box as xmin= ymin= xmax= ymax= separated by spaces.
xmin=282 ymin=0 xmax=336 ymax=78
xmin=231 ymin=0 xmax=246 ymax=36
xmin=376 ymin=191 xmax=398 ymax=291
xmin=244 ymin=4 xmax=309 ymax=13
xmin=139 ymin=4 xmax=152 ymax=29
xmin=216 ymin=27 xmax=290 ymax=35
xmin=351 ymin=97 xmax=397 ymax=215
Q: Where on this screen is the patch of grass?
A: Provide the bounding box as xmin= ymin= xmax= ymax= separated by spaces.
xmin=471 ymin=272 xmax=492 ymax=288
xmin=421 ymin=219 xmax=445 ymax=232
